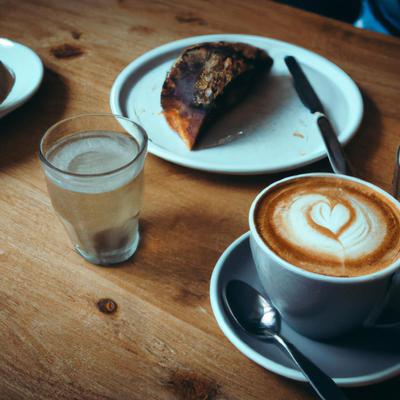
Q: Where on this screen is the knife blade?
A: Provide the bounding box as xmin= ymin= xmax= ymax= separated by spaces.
xmin=284 ymin=55 xmax=353 ymax=176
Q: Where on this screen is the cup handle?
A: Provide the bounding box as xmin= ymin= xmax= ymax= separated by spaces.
xmin=364 ymin=272 xmax=400 ymax=328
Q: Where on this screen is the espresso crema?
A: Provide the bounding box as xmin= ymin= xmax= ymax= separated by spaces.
xmin=255 ymin=177 xmax=400 ymax=277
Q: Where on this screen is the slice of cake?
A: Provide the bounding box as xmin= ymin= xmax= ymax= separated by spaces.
xmin=0 ymin=61 xmax=14 ymax=104
xmin=161 ymin=42 xmax=273 ymax=149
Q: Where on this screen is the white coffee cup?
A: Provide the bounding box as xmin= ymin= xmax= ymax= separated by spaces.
xmin=249 ymin=173 xmax=400 ymax=339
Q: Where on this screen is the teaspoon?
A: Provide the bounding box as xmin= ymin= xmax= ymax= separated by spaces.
xmin=224 ymin=280 xmax=348 ymax=400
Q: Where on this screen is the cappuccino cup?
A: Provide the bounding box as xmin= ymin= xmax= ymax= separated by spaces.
xmin=249 ymin=173 xmax=400 ymax=339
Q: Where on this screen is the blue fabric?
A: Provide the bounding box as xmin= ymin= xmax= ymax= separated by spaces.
xmin=355 ymin=0 xmax=390 ymax=35
xmin=376 ymin=0 xmax=400 ymax=32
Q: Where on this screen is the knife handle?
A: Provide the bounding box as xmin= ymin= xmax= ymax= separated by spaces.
xmin=392 ymin=145 xmax=400 ymax=199
xmin=316 ymin=113 xmax=354 ymax=176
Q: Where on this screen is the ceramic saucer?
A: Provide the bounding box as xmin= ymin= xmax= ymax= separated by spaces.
xmin=110 ymin=34 xmax=363 ymax=175
xmin=210 ymin=232 xmax=400 ymax=387
xmin=0 ymin=38 xmax=43 ymax=119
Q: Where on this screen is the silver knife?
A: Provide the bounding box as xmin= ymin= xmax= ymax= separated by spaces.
xmin=284 ymin=56 xmax=353 ymax=176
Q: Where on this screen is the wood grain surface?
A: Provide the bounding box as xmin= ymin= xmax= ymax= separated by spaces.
xmin=0 ymin=0 xmax=399 ymax=399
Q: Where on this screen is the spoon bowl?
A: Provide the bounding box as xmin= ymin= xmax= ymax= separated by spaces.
xmin=225 ymin=280 xmax=279 ymax=337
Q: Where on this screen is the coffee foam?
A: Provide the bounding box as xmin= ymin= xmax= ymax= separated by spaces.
xmin=255 ymin=177 xmax=400 ymax=277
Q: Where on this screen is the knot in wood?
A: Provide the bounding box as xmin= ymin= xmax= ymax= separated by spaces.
xmin=97 ymin=298 xmax=118 ymax=314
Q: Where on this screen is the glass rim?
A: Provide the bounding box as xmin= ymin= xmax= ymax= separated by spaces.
xmin=38 ymin=113 xmax=148 ymax=178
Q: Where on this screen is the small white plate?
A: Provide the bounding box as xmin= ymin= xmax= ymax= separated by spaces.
xmin=210 ymin=232 xmax=400 ymax=387
xmin=110 ymin=34 xmax=363 ymax=175
xmin=0 ymin=38 xmax=44 ymax=119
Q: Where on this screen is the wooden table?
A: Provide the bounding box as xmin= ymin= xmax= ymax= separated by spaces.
xmin=1 ymin=1 xmax=399 ymax=398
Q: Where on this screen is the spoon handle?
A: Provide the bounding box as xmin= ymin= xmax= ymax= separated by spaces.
xmin=272 ymin=334 xmax=348 ymax=400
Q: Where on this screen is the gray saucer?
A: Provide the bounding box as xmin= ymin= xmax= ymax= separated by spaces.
xmin=210 ymin=232 xmax=400 ymax=387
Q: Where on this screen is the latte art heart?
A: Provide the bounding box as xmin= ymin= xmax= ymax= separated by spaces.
xmin=255 ymin=177 xmax=400 ymax=277
xmin=310 ymin=202 xmax=350 ymax=235
xmin=283 ymin=194 xmax=369 ymax=256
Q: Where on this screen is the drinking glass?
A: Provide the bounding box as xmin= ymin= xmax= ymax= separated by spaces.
xmin=39 ymin=113 xmax=148 ymax=265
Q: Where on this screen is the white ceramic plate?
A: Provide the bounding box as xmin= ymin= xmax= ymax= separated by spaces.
xmin=0 ymin=38 xmax=44 ymax=119
xmin=210 ymin=232 xmax=400 ymax=387
xmin=110 ymin=34 xmax=363 ymax=175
